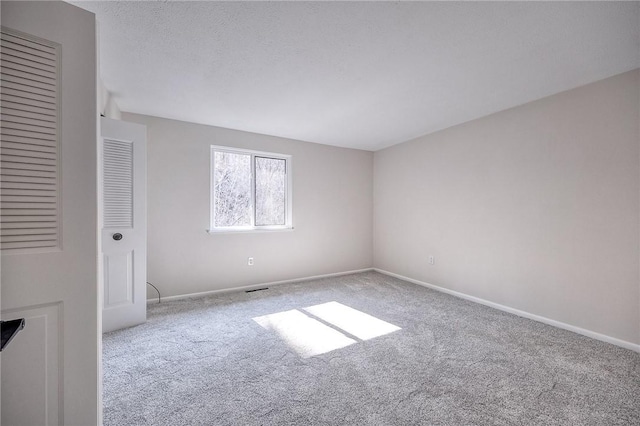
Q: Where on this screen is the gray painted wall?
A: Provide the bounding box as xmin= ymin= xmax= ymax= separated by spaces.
xmin=123 ymin=113 xmax=373 ymax=299
xmin=374 ymin=70 xmax=640 ymax=345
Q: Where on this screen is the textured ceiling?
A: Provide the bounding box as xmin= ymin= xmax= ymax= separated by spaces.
xmin=75 ymin=1 xmax=639 ymax=151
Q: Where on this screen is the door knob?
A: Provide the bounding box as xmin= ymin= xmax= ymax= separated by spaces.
xmin=113 ymin=233 xmax=123 ymax=241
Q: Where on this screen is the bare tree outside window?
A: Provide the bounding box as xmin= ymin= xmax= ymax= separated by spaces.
xmin=213 ymin=151 xmax=252 ymax=226
xmin=211 ymin=147 xmax=291 ymax=230
xmin=255 ymin=157 xmax=286 ymax=226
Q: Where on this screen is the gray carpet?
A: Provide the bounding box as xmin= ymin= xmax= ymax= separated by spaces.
xmin=103 ymin=271 xmax=640 ymax=425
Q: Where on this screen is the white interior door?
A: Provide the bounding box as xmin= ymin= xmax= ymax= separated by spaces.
xmin=101 ymin=117 xmax=147 ymax=333
xmin=1 ymin=1 xmax=99 ymax=425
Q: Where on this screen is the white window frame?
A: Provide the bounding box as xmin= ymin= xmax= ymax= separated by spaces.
xmin=209 ymin=145 xmax=293 ymax=233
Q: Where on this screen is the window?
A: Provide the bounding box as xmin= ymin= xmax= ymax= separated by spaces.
xmin=210 ymin=146 xmax=292 ymax=232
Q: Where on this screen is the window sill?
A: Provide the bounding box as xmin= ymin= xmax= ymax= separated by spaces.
xmin=206 ymin=227 xmax=295 ymax=235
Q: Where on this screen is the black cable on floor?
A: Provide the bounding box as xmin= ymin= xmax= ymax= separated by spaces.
xmin=147 ymin=281 xmax=161 ymax=304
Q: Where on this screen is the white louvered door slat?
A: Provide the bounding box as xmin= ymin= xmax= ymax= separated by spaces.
xmin=0 ymin=29 xmax=60 ymax=252
xmin=103 ymin=139 xmax=133 ymax=228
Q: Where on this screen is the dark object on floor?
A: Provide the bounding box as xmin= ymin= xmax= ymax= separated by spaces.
xmin=1 ymin=318 xmax=25 ymax=351
xmin=147 ymin=281 xmax=161 ymax=304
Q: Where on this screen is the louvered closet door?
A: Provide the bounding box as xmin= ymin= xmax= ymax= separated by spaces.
xmin=1 ymin=1 xmax=99 ymax=424
xmin=0 ymin=30 xmax=60 ymax=252
xmin=101 ymin=117 xmax=147 ymax=333
xmin=0 ymin=28 xmax=63 ymax=425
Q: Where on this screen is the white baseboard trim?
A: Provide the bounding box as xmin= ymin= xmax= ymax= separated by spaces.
xmin=147 ymin=268 xmax=374 ymax=304
xmin=374 ymin=268 xmax=640 ymax=353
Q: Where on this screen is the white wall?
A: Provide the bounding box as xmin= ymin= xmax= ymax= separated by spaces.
xmin=374 ymin=70 xmax=640 ymax=345
xmin=123 ymin=113 xmax=373 ymax=298
xmin=98 ymin=77 xmax=121 ymax=120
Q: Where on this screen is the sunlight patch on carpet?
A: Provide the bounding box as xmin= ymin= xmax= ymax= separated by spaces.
xmin=303 ymin=301 xmax=401 ymax=340
xmin=253 ymin=309 xmax=356 ymax=358
xmin=253 ymin=302 xmax=400 ymax=358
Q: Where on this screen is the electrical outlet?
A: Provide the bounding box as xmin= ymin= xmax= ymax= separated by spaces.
xmin=429 ymin=255 xmax=435 ymax=265
xmin=248 ymin=257 xmax=254 ymax=266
